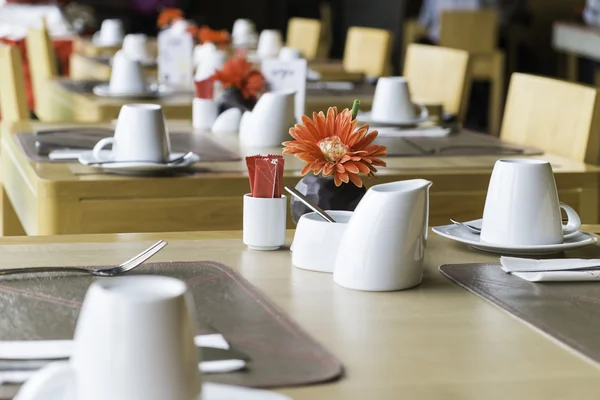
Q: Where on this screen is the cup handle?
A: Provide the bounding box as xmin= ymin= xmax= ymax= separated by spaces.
xmin=416 ymin=103 xmax=429 ymax=120
xmin=560 ymin=203 xmax=581 ymax=235
xmin=92 ymin=137 xmax=115 ymax=160
xmin=14 ymin=361 xmax=74 ymax=400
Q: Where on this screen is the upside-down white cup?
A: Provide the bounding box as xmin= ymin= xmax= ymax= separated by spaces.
xmin=243 ymin=194 xmax=287 ymax=251
xmin=239 ymin=91 xmax=296 ymax=147
xmin=232 ymin=19 xmax=256 ymax=47
xmin=193 ymin=98 xmax=218 ymax=130
xmin=122 ymin=33 xmax=152 ymax=62
xmin=93 ymin=104 xmax=171 ymax=163
xmin=93 ymin=19 xmax=124 ymax=46
xmin=480 ymin=159 xmax=581 ymax=246
xmin=370 ymin=76 xmax=428 ymax=124
xmin=257 ymin=30 xmax=283 ymax=59
xmin=108 ymin=50 xmax=147 ymax=95
xmin=279 ymin=46 xmax=302 ymax=61
xmin=14 ymin=276 xmax=202 ymax=400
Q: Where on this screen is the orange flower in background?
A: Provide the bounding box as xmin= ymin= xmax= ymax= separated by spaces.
xmin=211 ymin=57 xmax=266 ymax=100
xmin=283 ymin=107 xmax=387 ymax=187
xmin=198 ymin=26 xmax=231 ymax=46
xmin=157 ymin=8 xmax=184 ymax=28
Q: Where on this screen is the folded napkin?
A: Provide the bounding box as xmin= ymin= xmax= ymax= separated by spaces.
xmin=501 ymin=257 xmax=600 ymax=282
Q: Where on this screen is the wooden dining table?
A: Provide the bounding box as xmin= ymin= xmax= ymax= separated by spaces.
xmin=0 ymin=228 xmax=600 ymax=399
xmin=552 ymin=21 xmax=600 ymax=84
xmin=2 ymin=120 xmax=599 ymax=237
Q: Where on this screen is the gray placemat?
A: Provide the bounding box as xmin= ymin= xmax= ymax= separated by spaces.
xmin=15 ymin=130 xmax=240 ymax=163
xmin=306 ymin=83 xmax=375 ymax=97
xmin=440 ymin=263 xmax=600 ymax=367
xmin=0 ymin=261 xmax=343 ymax=388
xmin=57 ymin=79 xmax=106 ymax=94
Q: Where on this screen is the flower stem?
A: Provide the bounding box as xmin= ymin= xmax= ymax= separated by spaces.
xmin=351 ymin=99 xmax=360 ymax=120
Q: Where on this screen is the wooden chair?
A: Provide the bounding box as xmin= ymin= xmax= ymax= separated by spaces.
xmin=317 ymin=2 xmax=333 ymax=59
xmin=343 ymin=27 xmax=393 ymax=78
xmin=439 ymin=10 xmax=504 ymax=135
xmin=26 ymin=20 xmax=58 ymax=121
xmin=403 ymin=44 xmax=471 ymax=123
xmin=500 ymin=73 xmax=600 ymax=164
xmin=286 ymin=17 xmax=322 ymax=60
xmin=0 ymin=44 xmax=30 ymax=122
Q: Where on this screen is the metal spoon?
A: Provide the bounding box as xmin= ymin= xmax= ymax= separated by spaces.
xmin=91 ymin=152 xmax=195 ymax=166
xmin=450 ymin=219 xmax=481 ymax=234
xmin=284 ymin=186 xmax=336 ymax=223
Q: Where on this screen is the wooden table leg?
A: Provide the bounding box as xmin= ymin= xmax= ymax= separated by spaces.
xmin=566 ymin=53 xmax=578 ymax=82
xmin=489 ymin=51 xmax=505 ymax=136
xmin=0 ymin=184 xmax=26 ymax=236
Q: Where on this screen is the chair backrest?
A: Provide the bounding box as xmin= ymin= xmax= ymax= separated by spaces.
xmin=343 ymin=27 xmax=393 ymax=77
xmin=0 ymin=44 xmax=29 ymax=122
xmin=500 ymin=73 xmax=600 ymax=164
xmin=286 ymin=17 xmax=322 ymax=60
xmin=403 ymin=44 xmax=471 ymax=122
xmin=439 ymin=10 xmax=498 ymax=54
xmin=317 ymin=2 xmax=333 ymax=59
xmin=26 ymin=20 xmax=57 ymax=117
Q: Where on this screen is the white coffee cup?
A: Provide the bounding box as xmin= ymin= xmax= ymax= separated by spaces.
xmin=232 ymin=19 xmax=256 ymax=46
xmin=239 ymin=91 xmax=296 ymax=147
xmin=93 ymin=104 xmax=171 ymax=163
xmin=257 ymin=30 xmax=283 ymax=59
xmin=243 ymin=194 xmax=287 ymax=251
xmin=480 ymin=159 xmax=581 ymax=246
xmin=122 ymin=33 xmax=152 ymax=62
xmin=370 ymin=77 xmax=428 ymax=124
xmin=108 ymin=50 xmax=147 ymax=95
xmin=93 ymin=19 xmax=124 ymax=46
xmin=14 ymin=276 xmax=202 ymax=400
xmin=279 ymin=46 xmax=302 ymax=61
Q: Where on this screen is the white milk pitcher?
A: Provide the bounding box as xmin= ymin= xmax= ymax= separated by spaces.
xmin=333 ymin=179 xmax=432 ymax=291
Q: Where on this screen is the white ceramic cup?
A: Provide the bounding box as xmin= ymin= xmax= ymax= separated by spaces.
xmin=94 ymin=19 xmax=124 ymax=46
xmin=171 ymin=19 xmax=190 ymax=34
xmin=480 ymin=159 xmax=581 ymax=246
xmin=292 ymin=211 xmax=352 ymax=273
xmin=370 ymin=77 xmax=428 ymax=124
xmin=232 ymin=19 xmax=256 ymax=46
xmin=257 ymin=30 xmax=283 ymax=59
xmin=279 ymin=46 xmax=302 ymax=61
xmin=14 ymin=276 xmax=202 ymax=400
xmin=243 ymin=194 xmax=287 ymax=251
xmin=122 ymin=33 xmax=152 ymax=62
xmin=239 ymin=91 xmax=296 ymax=147
xmin=194 ymin=50 xmax=227 ymax=81
xmin=93 ymin=104 xmax=171 ymax=163
xmin=108 ymin=50 xmax=147 ymax=95
xmin=193 ymin=98 xmax=218 ymax=130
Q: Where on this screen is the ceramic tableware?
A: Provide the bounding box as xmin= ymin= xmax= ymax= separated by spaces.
xmin=333 ymin=179 xmax=432 ymax=291
xmin=193 ymin=98 xmax=219 ymax=130
xmin=257 ymin=30 xmax=283 ymax=59
xmin=92 ymin=104 xmax=170 ymax=163
xmin=239 ymin=91 xmax=296 ymax=147
xmin=480 ymin=159 xmax=581 ymax=246
xmin=211 ymin=108 xmax=243 ymax=134
xmin=14 ymin=276 xmax=201 ymax=400
xmin=367 ymin=77 xmax=428 ymax=125
xmin=279 ymin=46 xmax=302 ymax=61
xmin=231 ymin=19 xmax=257 ymax=47
xmin=292 ymin=211 xmax=352 ymax=273
xmin=122 ymin=33 xmax=153 ymax=63
xmin=193 ymin=42 xmax=217 ymax=67
xmin=92 ymin=19 xmax=124 ymax=46
xmin=243 ymin=194 xmax=287 ymax=251
xmin=170 ymin=19 xmax=190 ymax=34
xmin=106 ymin=50 xmax=147 ymax=95
xmin=194 ymin=50 xmax=227 ymax=81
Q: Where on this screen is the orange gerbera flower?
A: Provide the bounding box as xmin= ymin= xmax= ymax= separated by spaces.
xmin=198 ymin=26 xmax=231 ymax=47
xmin=157 ymin=8 xmax=184 ymax=28
xmin=283 ymin=107 xmax=387 ymax=187
xmin=211 ymin=57 xmax=266 ymax=100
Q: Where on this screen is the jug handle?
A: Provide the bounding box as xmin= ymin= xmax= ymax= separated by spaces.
xmin=424 ymin=183 xmax=432 ymax=240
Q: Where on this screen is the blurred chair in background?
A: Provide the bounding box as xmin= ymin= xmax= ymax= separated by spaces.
xmin=343 ymin=26 xmax=393 ymax=78
xmin=286 ymin=17 xmax=322 ymax=59
xmin=0 ymin=44 xmax=29 ymax=123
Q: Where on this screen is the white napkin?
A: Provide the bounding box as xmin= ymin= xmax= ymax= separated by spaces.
xmin=501 ymin=257 xmax=600 ymax=282
xmin=373 ymin=127 xmax=451 ymax=137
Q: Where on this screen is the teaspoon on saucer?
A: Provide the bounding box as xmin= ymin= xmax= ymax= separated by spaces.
xmin=450 ymin=219 xmax=481 ymax=234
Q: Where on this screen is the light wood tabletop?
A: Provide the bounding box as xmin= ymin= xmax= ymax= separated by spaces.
xmin=552 ymin=21 xmax=600 ymax=83
xmin=1 ymin=228 xmax=600 ymax=399
xmin=2 ymin=120 xmax=599 ymax=237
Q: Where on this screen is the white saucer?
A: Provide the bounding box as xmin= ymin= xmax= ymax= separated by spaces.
xmin=92 ymin=84 xmax=173 ymax=99
xmin=91 ymin=37 xmax=122 ymax=48
xmin=432 ymin=219 xmax=598 ymax=255
xmin=78 ymin=150 xmax=200 ymax=175
xmin=357 ymin=111 xmax=430 ymax=127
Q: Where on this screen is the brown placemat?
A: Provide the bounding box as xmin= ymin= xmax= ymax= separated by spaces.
xmin=439 ymin=263 xmax=600 ymax=367
xmin=0 ymin=261 xmax=343 ymax=388
xmin=15 ymin=130 xmax=240 ymax=163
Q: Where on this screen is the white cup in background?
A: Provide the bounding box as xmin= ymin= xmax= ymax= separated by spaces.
xmin=480 ymin=159 xmax=581 ymax=246
xmin=239 ymin=90 xmax=296 ymax=147
xmin=232 ymin=19 xmax=256 ymax=46
xmin=93 ymin=19 xmax=124 ymax=46
xmin=93 ymin=104 xmax=171 ymax=163
xmin=370 ymin=76 xmax=428 ymax=124
xmin=193 ymin=98 xmax=218 ymax=130
xmin=170 ymin=19 xmax=190 ymax=34
xmin=14 ymin=276 xmax=202 ymax=400
xmin=108 ymin=50 xmax=147 ymax=95
xmin=257 ymin=30 xmax=283 ymax=59
xmin=278 ymin=46 xmax=302 ymax=61
xmin=194 ymin=50 xmax=227 ymax=81
xmin=243 ymin=194 xmax=287 ymax=251
xmin=122 ymin=34 xmax=152 ymax=62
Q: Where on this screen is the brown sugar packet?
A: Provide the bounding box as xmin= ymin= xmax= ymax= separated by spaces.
xmin=245 ymin=155 xmax=284 ymax=198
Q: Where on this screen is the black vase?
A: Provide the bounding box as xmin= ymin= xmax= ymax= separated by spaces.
xmin=217 ymin=87 xmax=257 ymax=114
xmin=290 ymin=174 xmax=367 ymax=223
